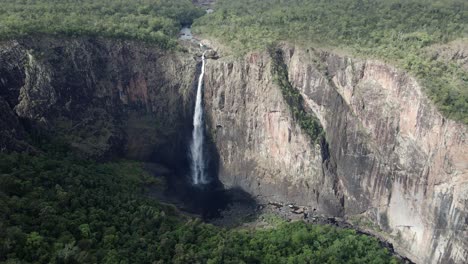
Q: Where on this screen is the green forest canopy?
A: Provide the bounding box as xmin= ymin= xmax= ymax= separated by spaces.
xmin=0 ymin=0 xmax=205 ymax=49
xmin=0 ymin=150 xmax=400 ymax=263
xmin=193 ymin=0 xmax=468 ymax=124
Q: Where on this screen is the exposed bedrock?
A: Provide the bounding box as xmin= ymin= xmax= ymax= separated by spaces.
xmin=286 ymin=46 xmax=467 ymax=264
xmin=203 ymin=45 xmax=467 ymax=264
xmin=0 ymin=37 xmax=197 ymax=169
xmin=0 ymin=37 xmax=466 ymax=263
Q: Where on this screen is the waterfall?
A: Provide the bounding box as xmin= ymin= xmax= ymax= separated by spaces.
xmin=190 ymin=51 xmax=208 ymax=185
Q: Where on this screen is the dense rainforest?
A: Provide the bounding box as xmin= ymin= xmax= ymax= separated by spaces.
xmin=0 ymin=0 xmax=205 ymax=49
xmin=0 ymin=142 xmax=399 ymax=263
xmin=193 ymin=0 xmax=468 ymax=123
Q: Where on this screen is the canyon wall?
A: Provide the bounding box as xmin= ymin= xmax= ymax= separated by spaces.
xmin=286 ymin=46 xmax=467 ymax=264
xmin=203 ymin=52 xmax=343 ymax=215
xmin=0 ymin=37 xmax=466 ymax=263
xmin=203 ymin=45 xmax=467 ymax=264
xmin=0 ymin=37 xmax=196 ymax=166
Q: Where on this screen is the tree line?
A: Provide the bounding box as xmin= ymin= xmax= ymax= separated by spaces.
xmin=193 ymin=0 xmax=467 ymax=123
xmin=0 ymin=0 xmax=205 ymax=49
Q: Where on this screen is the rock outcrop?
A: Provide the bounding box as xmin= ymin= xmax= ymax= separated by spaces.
xmin=427 ymin=39 xmax=468 ymax=71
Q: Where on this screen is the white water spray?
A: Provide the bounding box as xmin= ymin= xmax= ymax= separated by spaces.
xmin=190 ymin=50 xmax=208 ymax=185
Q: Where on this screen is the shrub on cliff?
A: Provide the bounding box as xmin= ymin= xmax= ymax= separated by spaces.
xmin=269 ymin=46 xmax=325 ymax=144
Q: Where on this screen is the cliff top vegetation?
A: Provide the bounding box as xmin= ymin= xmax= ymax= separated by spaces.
xmin=193 ymin=0 xmax=468 ymax=124
xmin=1 ymin=0 xmax=466 ymax=123
xmin=0 ymin=0 xmax=204 ymax=49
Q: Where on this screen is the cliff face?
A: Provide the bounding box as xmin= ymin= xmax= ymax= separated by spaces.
xmin=203 ymin=46 xmax=467 ymax=264
xmin=286 ymin=46 xmax=467 ymax=264
xmin=0 ymin=37 xmax=466 ymax=263
xmin=203 ymin=52 xmax=343 ymax=215
xmin=0 ymin=37 xmax=196 ymax=166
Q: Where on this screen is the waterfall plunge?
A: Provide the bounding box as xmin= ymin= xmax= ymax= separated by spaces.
xmin=190 ymin=51 xmax=208 ymax=185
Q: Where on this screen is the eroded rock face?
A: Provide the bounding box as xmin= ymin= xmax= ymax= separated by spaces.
xmin=203 ymin=46 xmax=467 ymax=264
xmin=286 ymin=46 xmax=467 ymax=264
xmin=0 ymin=37 xmax=197 ymax=166
xmin=203 ymin=52 xmax=343 ymax=216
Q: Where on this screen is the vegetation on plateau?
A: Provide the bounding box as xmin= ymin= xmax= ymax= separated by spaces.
xmin=0 ymin=0 xmax=204 ymax=49
xmin=0 ymin=141 xmax=400 ymax=263
xmin=1 ymin=0 xmax=465 ymax=121
xmin=193 ymin=0 xmax=468 ymax=123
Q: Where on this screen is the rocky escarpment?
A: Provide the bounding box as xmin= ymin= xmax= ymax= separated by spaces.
xmin=286 ymin=46 xmax=467 ymax=264
xmin=203 ymin=45 xmax=467 ymax=264
xmin=0 ymin=37 xmax=197 ymax=168
xmin=203 ymin=52 xmax=343 ymax=215
xmin=0 ymin=37 xmax=466 ymax=263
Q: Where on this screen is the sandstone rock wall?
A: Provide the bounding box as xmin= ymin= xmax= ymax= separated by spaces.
xmin=285 ymin=46 xmax=467 ymax=264
xmin=203 ymin=45 xmax=467 ymax=264
xmin=203 ymin=53 xmax=343 ymax=215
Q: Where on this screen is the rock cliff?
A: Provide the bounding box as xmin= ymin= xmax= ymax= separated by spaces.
xmin=203 ymin=45 xmax=467 ymax=264
xmin=0 ymin=37 xmax=196 ymax=168
xmin=0 ymin=37 xmax=466 ymax=263
xmin=286 ymin=46 xmax=467 ymax=264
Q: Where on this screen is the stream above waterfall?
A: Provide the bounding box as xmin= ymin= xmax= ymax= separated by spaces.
xmin=179 ymin=27 xmax=194 ymax=40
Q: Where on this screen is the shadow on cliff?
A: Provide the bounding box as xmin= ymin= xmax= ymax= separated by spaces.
xmin=149 ymin=117 xmax=258 ymax=220
xmin=148 ymin=59 xmax=258 ymax=220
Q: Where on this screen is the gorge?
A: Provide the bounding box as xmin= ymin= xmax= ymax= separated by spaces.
xmin=1 ymin=0 xmax=467 ymax=263
xmin=0 ymin=36 xmax=466 ymax=263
